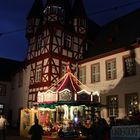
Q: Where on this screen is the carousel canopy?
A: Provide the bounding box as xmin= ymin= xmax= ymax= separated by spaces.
xmin=37 ymin=63 xmax=100 ymax=105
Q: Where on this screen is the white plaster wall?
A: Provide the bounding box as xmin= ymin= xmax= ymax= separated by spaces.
xmin=80 ymin=46 xmax=140 ymax=120
xmin=0 ymin=81 xmax=11 ymax=116
xmin=9 ymin=65 xmax=31 ymax=126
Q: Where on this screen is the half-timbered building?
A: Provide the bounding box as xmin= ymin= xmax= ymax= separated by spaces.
xmin=4 ymin=0 xmax=140 ymax=126
xmin=25 ymin=0 xmax=99 ymax=108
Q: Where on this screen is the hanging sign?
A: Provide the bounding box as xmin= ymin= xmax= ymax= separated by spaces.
xmin=59 ymin=89 xmax=72 ymax=101
xmin=44 ymin=90 xmax=57 ymax=103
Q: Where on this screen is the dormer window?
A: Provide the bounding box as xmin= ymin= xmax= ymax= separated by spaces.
xmin=44 ymin=6 xmax=64 ymax=16
xmin=74 ymin=18 xmax=86 ymax=34
xmin=43 ymin=5 xmax=65 ymax=23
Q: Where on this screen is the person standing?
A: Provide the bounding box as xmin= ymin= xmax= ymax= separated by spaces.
xmin=91 ymin=116 xmax=110 ymax=140
xmin=29 ymin=119 xmax=44 ymax=140
xmin=0 ymin=114 xmax=9 ymax=140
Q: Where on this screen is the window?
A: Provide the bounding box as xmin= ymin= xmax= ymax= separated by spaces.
xmin=107 ymin=95 xmax=118 ymax=117
xmin=91 ymin=63 xmax=100 ymax=83
xmin=0 ymin=84 xmax=6 ymax=96
xmin=36 ymin=35 xmax=42 ymax=50
xmin=79 ymin=66 xmax=86 ymax=84
xmin=45 ymin=6 xmax=64 ymax=15
xmin=61 ymin=63 xmax=67 ymax=77
xmin=35 ymin=64 xmax=42 ymax=82
xmin=123 ymin=56 xmax=136 ymax=77
xmin=106 ymin=59 xmax=116 ymax=80
xmin=79 ymin=19 xmax=86 ymax=27
xmin=125 ymin=93 xmax=138 ymax=116
xmin=0 ymin=104 xmax=4 ymax=114
xmin=64 ymin=35 xmax=71 ymax=50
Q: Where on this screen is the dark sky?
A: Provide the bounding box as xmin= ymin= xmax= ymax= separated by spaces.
xmin=0 ymin=0 xmax=140 ymax=61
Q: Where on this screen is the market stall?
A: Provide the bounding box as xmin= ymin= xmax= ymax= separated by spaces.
xmin=20 ymin=66 xmax=100 ymax=138
xmin=20 ymin=108 xmax=38 ymax=138
xmin=38 ymin=66 xmax=100 ymax=137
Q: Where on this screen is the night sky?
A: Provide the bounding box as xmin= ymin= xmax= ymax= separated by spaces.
xmin=0 ymin=0 xmax=140 ymax=61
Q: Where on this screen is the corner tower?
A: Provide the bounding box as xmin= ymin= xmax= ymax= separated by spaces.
xmin=26 ymin=0 xmax=89 ymax=107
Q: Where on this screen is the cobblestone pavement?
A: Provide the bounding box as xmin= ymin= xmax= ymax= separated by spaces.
xmin=5 ymin=127 xmax=30 ymax=140
xmin=5 ymin=127 xmax=87 ymax=140
xmin=6 ymin=136 xmax=29 ymax=140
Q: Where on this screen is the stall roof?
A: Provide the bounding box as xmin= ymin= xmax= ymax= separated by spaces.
xmin=47 ymin=64 xmax=92 ymax=94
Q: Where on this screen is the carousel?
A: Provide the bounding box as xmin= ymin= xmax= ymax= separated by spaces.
xmin=20 ymin=64 xmax=100 ymax=139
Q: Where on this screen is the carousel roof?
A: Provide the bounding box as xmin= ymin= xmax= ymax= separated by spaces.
xmin=37 ymin=63 xmax=100 ymax=105
xmin=47 ymin=63 xmax=92 ymax=94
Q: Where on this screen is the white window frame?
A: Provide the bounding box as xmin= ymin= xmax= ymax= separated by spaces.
xmin=123 ymin=56 xmax=136 ymax=77
xmin=35 ymin=64 xmax=42 ymax=82
xmin=91 ymin=63 xmax=100 ymax=83
xmin=79 ymin=66 xmax=86 ymax=84
xmin=106 ymin=59 xmax=116 ymax=80
xmin=107 ymin=95 xmax=118 ymax=117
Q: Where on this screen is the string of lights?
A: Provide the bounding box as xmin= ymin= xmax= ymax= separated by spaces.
xmin=0 ymin=0 xmax=140 ymax=36
xmin=87 ymin=0 xmax=140 ymax=15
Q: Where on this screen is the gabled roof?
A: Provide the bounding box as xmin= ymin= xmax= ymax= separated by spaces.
xmin=0 ymin=58 xmax=23 ymax=81
xmin=46 ymin=0 xmax=69 ymax=8
xmin=57 ymin=72 xmax=81 ymax=92
xmin=27 ymin=0 xmax=43 ymax=19
xmin=83 ymin=8 xmax=140 ymax=59
xmin=72 ymin=0 xmax=86 ymax=17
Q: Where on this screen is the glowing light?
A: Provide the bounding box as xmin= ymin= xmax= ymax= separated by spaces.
xmin=74 ymin=93 xmax=77 ymax=101
xmin=74 ymin=117 xmax=78 ymax=123
xmin=77 ymin=89 xmax=91 ymax=95
xmin=63 ymin=104 xmax=69 ymax=119
xmin=46 ymin=90 xmax=56 ymax=94
xmin=93 ymin=91 xmax=100 ymax=96
xmin=58 ymin=89 xmax=71 ymax=93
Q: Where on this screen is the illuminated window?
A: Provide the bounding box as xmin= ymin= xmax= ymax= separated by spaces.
xmin=35 ymin=64 xmax=42 ymax=82
xmin=0 ymin=104 xmax=4 ymax=114
xmin=125 ymin=93 xmax=138 ymax=116
xmin=91 ymin=63 xmax=100 ymax=83
xmin=79 ymin=66 xmax=86 ymax=84
xmin=45 ymin=6 xmax=64 ymax=15
xmin=123 ymin=56 xmax=136 ymax=77
xmin=106 ymin=59 xmax=116 ymax=80
xmin=107 ymin=95 xmax=118 ymax=117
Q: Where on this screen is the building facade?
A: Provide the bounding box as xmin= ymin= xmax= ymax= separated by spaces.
xmin=6 ymin=0 xmax=140 ymax=126
xmin=79 ymin=44 xmax=140 ymax=120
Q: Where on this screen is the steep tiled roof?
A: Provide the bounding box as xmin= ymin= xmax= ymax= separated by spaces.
xmin=0 ymin=58 xmax=23 ymax=81
xmin=27 ymin=0 xmax=43 ymax=19
xmin=83 ymin=8 xmax=140 ymax=59
xmin=72 ymin=0 xmax=86 ymax=17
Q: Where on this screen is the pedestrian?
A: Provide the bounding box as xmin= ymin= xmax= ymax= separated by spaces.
xmin=29 ymin=119 xmax=44 ymax=140
xmin=0 ymin=114 xmax=9 ymax=140
xmin=92 ymin=116 xmax=110 ymax=140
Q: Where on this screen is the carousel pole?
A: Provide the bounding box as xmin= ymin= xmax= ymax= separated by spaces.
xmin=56 ymin=106 xmax=58 ymax=122
xmin=56 ymin=91 xmax=58 ymax=122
